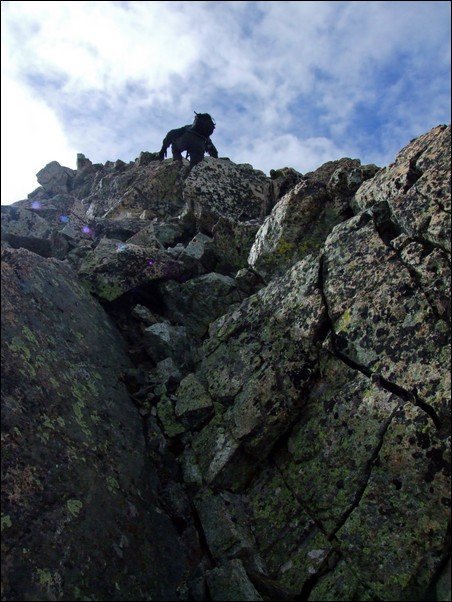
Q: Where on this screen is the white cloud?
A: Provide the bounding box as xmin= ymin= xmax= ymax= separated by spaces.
xmin=1 ymin=76 xmax=77 ymax=203
xmin=231 ymin=132 xmax=352 ymax=175
xmin=2 ymin=1 xmax=200 ymax=93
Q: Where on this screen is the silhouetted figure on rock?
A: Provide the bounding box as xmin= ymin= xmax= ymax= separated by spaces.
xmin=159 ymin=112 xmax=218 ymax=169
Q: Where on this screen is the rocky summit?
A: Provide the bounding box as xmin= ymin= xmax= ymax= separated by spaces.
xmin=1 ymin=124 xmax=450 ymax=602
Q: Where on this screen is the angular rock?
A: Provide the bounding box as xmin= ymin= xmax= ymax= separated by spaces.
xmin=168 ymin=232 xmax=216 ymax=276
xmin=189 ymin=255 xmax=327 ymax=489
xmin=182 ymin=158 xmax=274 ymax=234
xmin=1 ymin=245 xmax=192 ymax=601
xmin=77 ymin=238 xmax=184 ymax=301
xmin=248 ymin=158 xmax=372 ymax=282
xmin=353 ymin=124 xmax=451 ymax=252
xmin=206 ymin=559 xmax=264 ymax=602
xmin=195 ymin=489 xmax=256 ymax=562
xmin=212 ymin=216 xmax=261 ymax=275
xmin=277 ymin=348 xmax=399 ymax=533
xmin=36 ymin=160 xmax=76 ymax=195
xmin=143 ymin=322 xmax=193 ymax=365
xmin=245 ymin=464 xmax=333 ymax=591
xmin=336 ymin=402 xmax=450 ymax=601
xmin=158 ymin=272 xmax=245 ymax=338
xmin=91 ymin=217 xmax=152 ymax=242
xmin=323 ymin=208 xmax=450 ymax=418
xmin=83 ymin=159 xmax=186 ymax=220
xmin=1 ymin=124 xmax=450 ymax=602
xmin=174 ymin=373 xmax=214 ymax=430
xmin=1 ymin=205 xmax=54 ymax=257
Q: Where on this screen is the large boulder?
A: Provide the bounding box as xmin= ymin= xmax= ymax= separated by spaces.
xmin=353 ymin=124 xmax=451 ymax=252
xmin=83 ymin=159 xmax=187 ymax=220
xmin=1 ymin=245 xmax=195 ymax=601
xmin=181 ymin=158 xmax=274 ymax=234
xmin=77 ymin=238 xmax=185 ymax=301
xmin=36 ymin=161 xmax=76 ymax=195
xmin=248 ymin=158 xmax=378 ymax=282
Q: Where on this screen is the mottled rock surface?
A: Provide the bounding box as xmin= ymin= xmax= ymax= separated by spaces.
xmin=1 ymin=246 xmax=196 ymax=601
xmin=1 ymin=124 xmax=450 ymax=601
xmin=182 ymin=157 xmax=274 ymax=234
xmin=249 ymin=158 xmax=379 ymax=281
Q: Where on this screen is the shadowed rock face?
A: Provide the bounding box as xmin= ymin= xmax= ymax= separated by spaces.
xmin=1 ymin=246 xmax=195 ymax=601
xmin=1 ymin=124 xmax=450 ymax=602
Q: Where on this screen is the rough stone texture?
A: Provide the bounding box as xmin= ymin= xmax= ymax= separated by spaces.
xmin=91 ymin=217 xmax=152 ymax=242
xmin=269 ymin=166 xmax=304 ymax=199
xmin=206 ymin=559 xmax=264 ymax=602
xmin=335 ymin=402 xmax=450 ymax=601
xmin=188 ymin=255 xmax=327 ymax=490
xmin=77 ymin=238 xmax=185 ymax=301
xmin=1 ymin=196 xmax=94 ymax=260
xmin=353 ymin=124 xmax=451 ymax=252
xmin=36 ymin=161 xmax=76 ymax=195
xmin=1 ymin=245 xmax=194 ymax=601
xmin=248 ymin=158 xmax=375 ymax=282
xmin=248 ymin=178 xmax=331 ymax=280
xmin=212 ymin=216 xmax=261 ymax=275
xmin=143 ymin=322 xmax=193 ymax=365
xmin=245 ymin=462 xmax=334 ymax=592
xmin=174 ymin=373 xmax=214 ymax=429
xmin=158 ymin=272 xmax=246 ymax=338
xmin=1 ymin=124 xmax=450 ymax=602
xmin=182 ymin=157 xmax=274 ymax=234
xmin=167 ymin=232 xmax=217 ymax=277
xmin=276 ymin=350 xmax=399 ymax=534
xmin=180 ymin=126 xmax=450 ymax=600
xmin=322 ymin=209 xmax=450 ymax=418
xmin=82 ymin=158 xmax=187 ymax=220
xmin=194 ymin=490 xmax=257 ymax=563
xmin=1 ymin=205 xmax=54 ymax=257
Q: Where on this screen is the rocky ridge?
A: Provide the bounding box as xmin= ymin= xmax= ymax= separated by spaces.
xmin=1 ymin=124 xmax=451 ymax=601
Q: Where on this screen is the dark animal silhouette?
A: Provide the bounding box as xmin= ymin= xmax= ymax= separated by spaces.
xmin=159 ymin=112 xmax=218 ymax=169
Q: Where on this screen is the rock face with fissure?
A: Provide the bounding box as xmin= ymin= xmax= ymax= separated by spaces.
xmin=1 ymin=124 xmax=450 ymax=602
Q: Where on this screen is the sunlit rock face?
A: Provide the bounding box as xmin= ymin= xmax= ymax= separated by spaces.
xmin=248 ymin=157 xmax=379 ymax=281
xmin=1 ymin=124 xmax=450 ymax=602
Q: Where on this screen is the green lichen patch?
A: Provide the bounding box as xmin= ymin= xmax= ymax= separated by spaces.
xmin=1 ymin=513 xmax=12 ymax=531
xmin=336 ymin=402 xmax=451 ymax=600
xmin=156 ymin=397 xmax=186 ymax=438
xmin=66 ymin=499 xmax=83 ymax=517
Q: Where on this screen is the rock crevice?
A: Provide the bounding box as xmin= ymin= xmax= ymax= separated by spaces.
xmin=1 ymin=124 xmax=450 ymax=601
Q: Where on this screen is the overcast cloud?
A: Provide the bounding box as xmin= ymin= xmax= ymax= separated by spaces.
xmin=1 ymin=0 xmax=450 ymax=204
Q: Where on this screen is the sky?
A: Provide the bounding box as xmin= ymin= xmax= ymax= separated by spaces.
xmin=1 ymin=1 xmax=451 ymax=205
